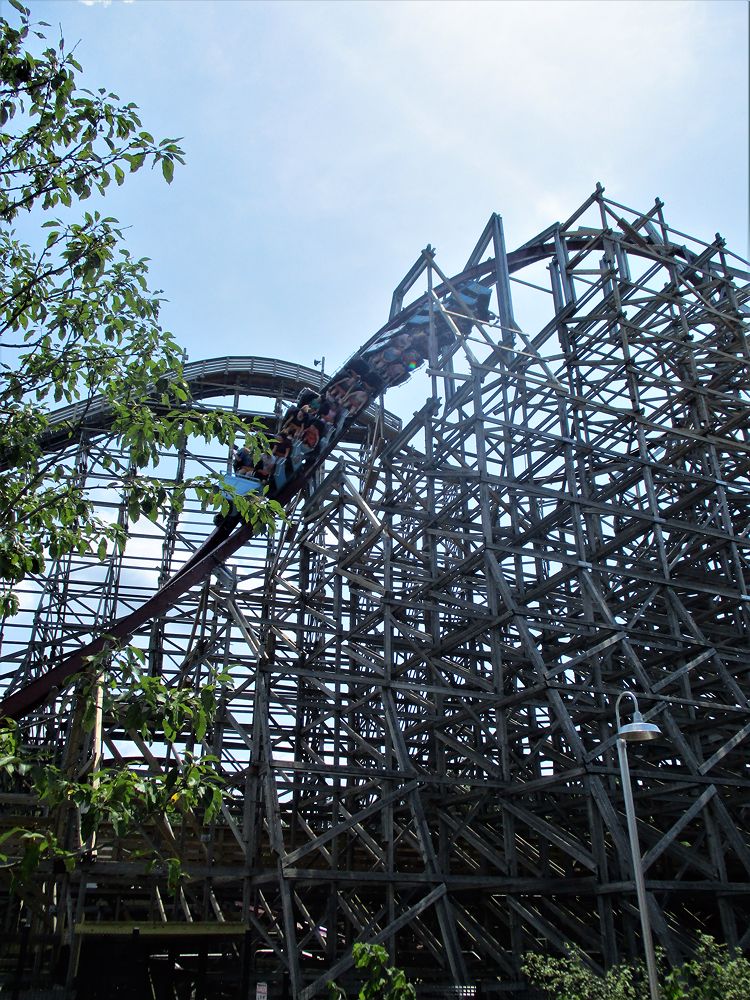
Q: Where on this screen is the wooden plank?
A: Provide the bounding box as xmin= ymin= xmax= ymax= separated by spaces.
xmin=74 ymin=922 xmax=247 ymax=936
xmin=641 ymin=785 xmax=716 ymax=872
xmin=699 ymin=721 xmax=750 ymax=775
xmin=282 ymin=781 xmax=418 ymax=867
xmin=298 ymin=884 xmax=447 ymax=1000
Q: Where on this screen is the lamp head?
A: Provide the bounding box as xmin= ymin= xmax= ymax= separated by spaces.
xmin=615 ymin=692 xmax=662 ymax=742
xmin=617 ymin=711 xmax=662 ymax=742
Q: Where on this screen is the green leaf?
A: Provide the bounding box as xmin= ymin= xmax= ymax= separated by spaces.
xmin=161 ymin=156 xmax=174 ymax=184
xmin=126 ymin=152 xmax=146 ymax=172
xmin=166 ymin=857 xmax=182 ymax=892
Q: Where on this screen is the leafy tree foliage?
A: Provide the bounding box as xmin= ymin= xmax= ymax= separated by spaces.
xmin=663 ymin=936 xmax=750 ymax=1000
xmin=522 ymin=950 xmax=642 ymax=1000
xmin=522 ymin=937 xmax=750 ymax=1000
xmin=0 ymin=646 xmax=230 ymax=891
xmin=329 ymin=943 xmax=417 ymax=1000
xmin=0 ymin=0 xmax=283 ymax=904
xmin=0 ymin=0 xmax=282 ymax=620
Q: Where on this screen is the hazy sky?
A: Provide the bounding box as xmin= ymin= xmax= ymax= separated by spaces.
xmin=24 ymin=0 xmax=750 ymax=418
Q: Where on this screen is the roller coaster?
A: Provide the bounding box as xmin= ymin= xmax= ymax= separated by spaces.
xmin=2 ymin=187 xmax=750 ymax=999
xmin=0 ymin=276 xmax=490 ymax=721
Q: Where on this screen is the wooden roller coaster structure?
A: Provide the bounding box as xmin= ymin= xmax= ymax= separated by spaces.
xmin=2 ymin=186 xmax=750 ymax=998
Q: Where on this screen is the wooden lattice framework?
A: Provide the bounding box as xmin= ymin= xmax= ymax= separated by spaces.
xmin=2 ymin=187 xmax=749 ymax=998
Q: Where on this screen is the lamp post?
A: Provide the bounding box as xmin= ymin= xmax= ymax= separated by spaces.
xmin=614 ymin=690 xmax=661 ymax=1000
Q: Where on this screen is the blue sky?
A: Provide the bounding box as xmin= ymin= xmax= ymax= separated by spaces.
xmin=23 ymin=0 xmax=750 ymax=418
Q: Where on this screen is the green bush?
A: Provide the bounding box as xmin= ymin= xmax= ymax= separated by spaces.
xmin=329 ymin=943 xmax=416 ymax=1000
xmin=663 ymin=935 xmax=750 ymax=1000
xmin=522 ymin=935 xmax=750 ymax=1000
xmin=522 ymin=949 xmax=641 ymax=1000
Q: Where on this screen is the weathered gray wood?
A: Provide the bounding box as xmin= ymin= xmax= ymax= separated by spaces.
xmin=6 ymin=190 xmax=750 ymax=992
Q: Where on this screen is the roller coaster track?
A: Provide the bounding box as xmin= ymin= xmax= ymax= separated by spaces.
xmin=0 ymin=261 xmax=494 ymax=720
xmin=3 ymin=219 xmax=728 ymax=721
xmin=31 ymin=354 xmax=402 ymax=460
xmin=6 ymin=187 xmax=750 ymax=997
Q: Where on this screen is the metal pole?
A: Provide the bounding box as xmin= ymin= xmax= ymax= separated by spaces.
xmin=617 ymin=737 xmax=660 ymax=1000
